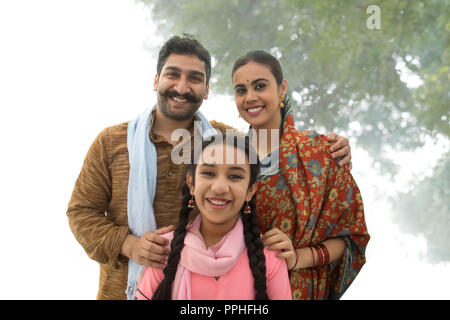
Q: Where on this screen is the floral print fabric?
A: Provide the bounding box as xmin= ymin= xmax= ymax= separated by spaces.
xmin=255 ymin=98 xmax=370 ymax=300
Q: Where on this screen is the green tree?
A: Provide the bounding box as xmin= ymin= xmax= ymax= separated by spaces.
xmin=140 ymin=0 xmax=450 ymax=261
xmin=391 ymin=150 xmax=450 ymax=262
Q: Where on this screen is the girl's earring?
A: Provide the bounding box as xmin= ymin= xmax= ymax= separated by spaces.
xmin=279 ymin=95 xmax=285 ymax=109
xmin=244 ymin=201 xmax=251 ymax=215
xmin=188 ymin=196 xmax=196 ymax=208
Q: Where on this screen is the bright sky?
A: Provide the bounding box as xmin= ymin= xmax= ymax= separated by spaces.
xmin=0 ymin=0 xmax=448 ymax=299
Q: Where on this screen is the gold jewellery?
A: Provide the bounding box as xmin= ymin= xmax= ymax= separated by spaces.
xmin=279 ymin=95 xmax=285 ymax=109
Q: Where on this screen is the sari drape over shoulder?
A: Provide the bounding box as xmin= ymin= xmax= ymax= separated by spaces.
xmin=255 ymin=96 xmax=370 ymax=300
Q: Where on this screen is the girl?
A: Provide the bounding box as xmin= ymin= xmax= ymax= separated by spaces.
xmin=136 ymin=134 xmax=292 ymax=300
xmin=231 ymin=50 xmax=370 ymax=299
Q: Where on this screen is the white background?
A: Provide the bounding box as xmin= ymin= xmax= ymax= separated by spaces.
xmin=0 ymin=0 xmax=448 ymax=299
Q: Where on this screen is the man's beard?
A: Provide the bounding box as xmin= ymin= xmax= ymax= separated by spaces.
xmin=157 ymin=89 xmax=203 ymax=121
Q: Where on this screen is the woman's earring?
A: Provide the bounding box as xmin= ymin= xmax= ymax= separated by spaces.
xmin=279 ymin=95 xmax=285 ymax=109
xmin=188 ymin=196 xmax=196 ymax=208
xmin=244 ymin=201 xmax=251 ymax=215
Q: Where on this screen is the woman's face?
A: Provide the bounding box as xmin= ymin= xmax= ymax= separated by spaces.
xmin=187 ymin=143 xmax=257 ymax=232
xmin=232 ymin=61 xmax=287 ymax=130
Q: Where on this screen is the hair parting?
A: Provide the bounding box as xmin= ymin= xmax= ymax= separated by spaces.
xmin=232 ymin=50 xmax=283 ymax=86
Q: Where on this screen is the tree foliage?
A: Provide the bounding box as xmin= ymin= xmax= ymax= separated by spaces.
xmin=392 ymin=151 xmax=450 ymax=262
xmin=139 ymin=0 xmax=450 ymax=261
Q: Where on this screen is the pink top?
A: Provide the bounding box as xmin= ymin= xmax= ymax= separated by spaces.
xmin=136 ymin=243 xmax=292 ymax=300
xmin=137 ymin=247 xmax=292 ymax=300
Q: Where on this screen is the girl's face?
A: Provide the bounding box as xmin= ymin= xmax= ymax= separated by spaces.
xmin=232 ymin=61 xmax=287 ymax=130
xmin=187 ymin=143 xmax=257 ymax=232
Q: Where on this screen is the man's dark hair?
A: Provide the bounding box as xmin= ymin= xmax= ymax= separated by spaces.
xmin=157 ymin=35 xmax=212 ymax=84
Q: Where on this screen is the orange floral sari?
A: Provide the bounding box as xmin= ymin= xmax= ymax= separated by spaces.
xmin=255 ymin=96 xmax=370 ymax=299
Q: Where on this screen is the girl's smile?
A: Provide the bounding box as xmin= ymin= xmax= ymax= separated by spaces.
xmin=206 ymin=197 xmax=232 ymax=209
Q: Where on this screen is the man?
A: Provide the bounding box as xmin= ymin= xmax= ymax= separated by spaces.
xmin=67 ymin=35 xmax=351 ymax=300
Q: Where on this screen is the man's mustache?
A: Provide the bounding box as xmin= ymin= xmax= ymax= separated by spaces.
xmin=160 ymin=90 xmax=201 ymax=104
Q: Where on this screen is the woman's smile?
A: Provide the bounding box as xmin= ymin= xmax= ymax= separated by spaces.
xmin=245 ymin=105 xmax=265 ymax=116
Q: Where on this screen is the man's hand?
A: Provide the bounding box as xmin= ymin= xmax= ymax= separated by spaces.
xmin=121 ymin=225 xmax=174 ymax=269
xmin=326 ymin=133 xmax=352 ymax=170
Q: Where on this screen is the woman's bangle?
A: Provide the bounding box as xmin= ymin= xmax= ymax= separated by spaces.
xmin=315 ymin=245 xmax=325 ymax=266
xmin=317 ymin=243 xmax=330 ymax=265
xmin=289 ymin=249 xmax=299 ymax=271
xmin=310 ymin=247 xmax=315 ymax=267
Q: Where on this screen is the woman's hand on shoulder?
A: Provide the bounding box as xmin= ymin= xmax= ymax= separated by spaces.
xmin=262 ymin=228 xmax=296 ymax=270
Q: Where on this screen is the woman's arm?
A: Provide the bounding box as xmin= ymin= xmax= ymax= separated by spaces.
xmin=262 ymin=229 xmax=346 ymax=270
xmin=293 ymin=238 xmax=346 ymax=269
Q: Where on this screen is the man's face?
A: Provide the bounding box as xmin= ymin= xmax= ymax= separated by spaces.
xmin=154 ymin=53 xmax=210 ymax=121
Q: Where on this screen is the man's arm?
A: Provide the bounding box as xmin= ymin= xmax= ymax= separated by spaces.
xmin=67 ymin=127 xmax=129 ymax=269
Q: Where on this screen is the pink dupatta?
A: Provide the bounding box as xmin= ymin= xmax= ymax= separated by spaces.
xmin=172 ymin=215 xmax=246 ymax=299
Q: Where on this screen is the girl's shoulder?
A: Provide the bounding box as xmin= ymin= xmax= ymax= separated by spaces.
xmin=262 ymin=246 xmax=287 ymax=271
xmin=161 ymin=230 xmax=174 ymax=242
xmin=137 ymin=262 xmax=166 ymax=300
xmin=262 ymin=246 xmax=278 ymax=260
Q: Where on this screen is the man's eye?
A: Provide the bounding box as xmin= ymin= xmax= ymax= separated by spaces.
xmin=190 ymin=76 xmax=202 ymax=83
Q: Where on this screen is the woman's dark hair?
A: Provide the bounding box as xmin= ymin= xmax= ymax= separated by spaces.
xmin=157 ymin=34 xmax=212 ymax=84
xmin=232 ymin=50 xmax=284 ymax=86
xmin=152 ymin=133 xmax=269 ymax=300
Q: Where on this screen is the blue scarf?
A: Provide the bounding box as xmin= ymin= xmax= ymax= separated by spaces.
xmin=126 ymin=105 xmax=216 ymax=299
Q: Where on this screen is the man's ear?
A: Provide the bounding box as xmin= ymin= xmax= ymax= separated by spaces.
xmin=186 ymin=172 xmax=195 ymax=195
xmin=153 ymin=73 xmax=159 ymax=92
xmin=203 ymin=82 xmax=210 ymax=100
xmin=245 ymin=183 xmax=258 ymax=202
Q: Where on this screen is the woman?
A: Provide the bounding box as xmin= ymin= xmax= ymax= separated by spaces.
xmin=136 ymin=134 xmax=292 ymax=300
xmin=231 ymin=50 xmax=370 ymax=299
